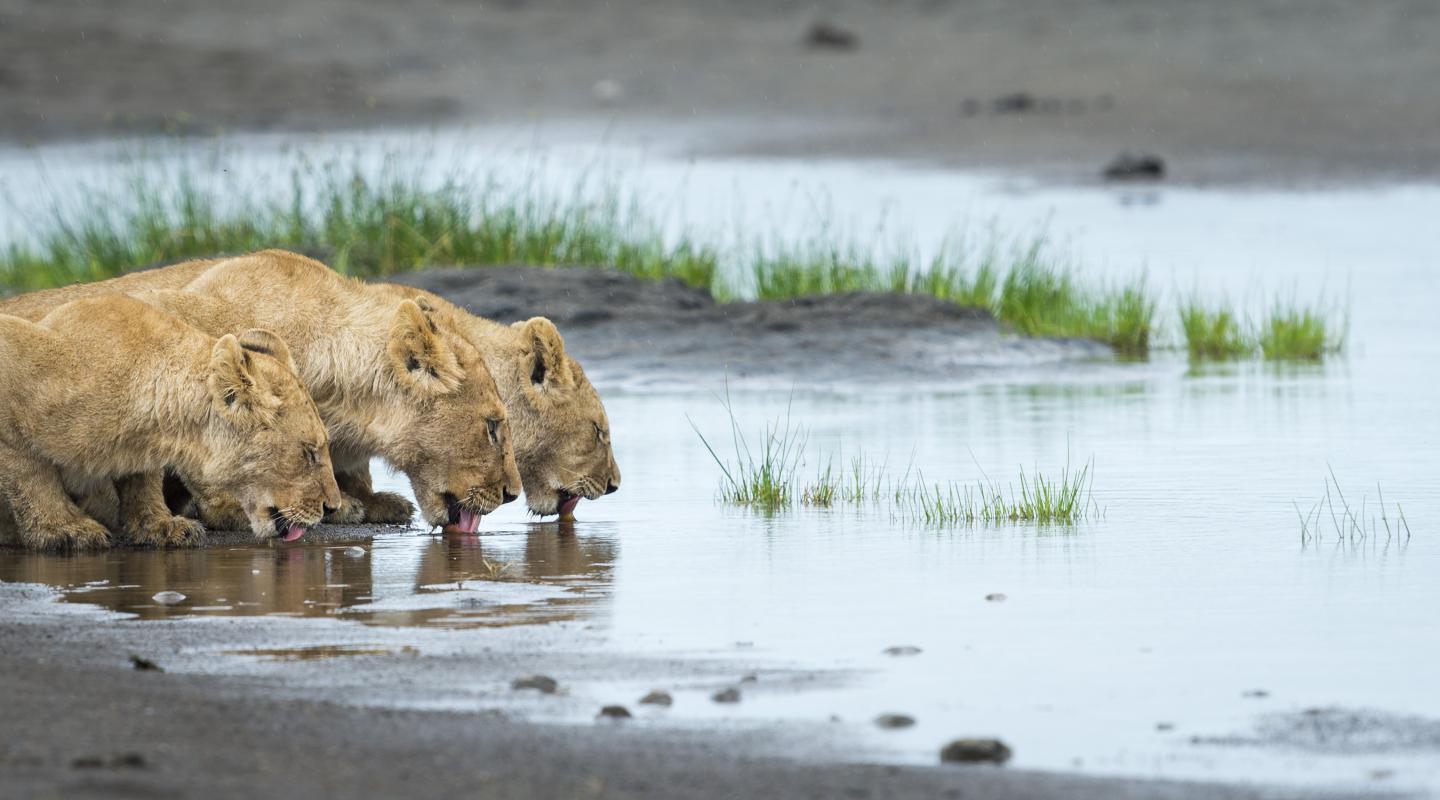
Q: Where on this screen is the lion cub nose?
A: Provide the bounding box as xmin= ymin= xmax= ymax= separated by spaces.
xmin=605 ymin=482 xmax=619 ymax=496
xmin=501 ymin=489 xmax=519 ymax=504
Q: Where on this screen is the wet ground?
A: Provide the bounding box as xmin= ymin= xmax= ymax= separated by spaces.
xmin=2 ymin=129 xmax=1440 ymax=797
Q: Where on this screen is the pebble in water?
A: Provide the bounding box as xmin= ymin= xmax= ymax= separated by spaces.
xmin=875 ymin=713 xmax=916 ymax=730
xmin=638 ymin=690 xmax=673 ymax=707
xmin=940 ymin=738 xmax=1012 ymax=765
xmin=343 ymin=546 xmax=365 ymax=558
xmin=711 ymin=687 xmax=741 ymax=704
xmin=151 ymin=591 xmax=185 ymax=605
xmin=597 ymin=705 xmax=631 ymax=720
xmin=512 ymin=675 xmax=559 ymax=694
xmin=985 ymin=593 xmax=1007 ymax=602
xmin=882 ymin=645 xmax=922 ymax=657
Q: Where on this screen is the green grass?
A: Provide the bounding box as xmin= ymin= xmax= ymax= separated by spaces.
xmin=1258 ymin=301 xmax=1345 ymax=360
xmin=748 ymin=235 xmax=1156 ymax=356
xmin=1176 ymin=295 xmax=1345 ymax=361
xmin=1296 ymin=468 xmax=1410 ymax=544
xmin=891 ymin=461 xmax=1099 ymax=526
xmin=0 ymin=149 xmax=1158 ymax=352
xmin=1179 ymin=297 xmax=1253 ymax=359
xmin=693 ymin=399 xmax=1098 ymax=526
xmin=689 ymin=394 xmax=805 ymax=512
xmin=3 ymin=146 xmax=1356 ymax=362
xmin=0 ymin=157 xmax=719 ymax=292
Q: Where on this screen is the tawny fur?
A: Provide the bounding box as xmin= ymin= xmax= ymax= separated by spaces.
xmin=0 ymin=250 xmax=521 ymax=530
xmin=376 ymin=285 xmax=621 ymax=516
xmin=0 ymin=295 xmax=341 ymax=550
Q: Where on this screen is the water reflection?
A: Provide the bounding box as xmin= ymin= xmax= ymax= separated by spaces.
xmin=0 ymin=528 xmax=617 ymax=629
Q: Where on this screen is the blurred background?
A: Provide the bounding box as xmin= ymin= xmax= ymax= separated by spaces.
xmin=6 ymin=0 xmax=1440 ymax=183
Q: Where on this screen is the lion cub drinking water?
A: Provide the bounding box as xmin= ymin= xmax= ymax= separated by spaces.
xmin=0 ymin=295 xmax=342 ymax=550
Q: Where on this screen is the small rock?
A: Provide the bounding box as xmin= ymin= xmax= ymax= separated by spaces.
xmin=711 ymin=687 xmax=741 ymax=704
xmin=1102 ymin=153 xmax=1165 ymax=181
xmin=638 ymin=690 xmax=673 ymax=707
xmin=343 ymin=546 xmax=365 ymax=558
xmin=1241 ymin=689 xmax=1270 ymax=699
xmin=151 ymin=591 xmax=185 ymax=605
xmin=992 ymin=92 xmax=1036 ymax=114
xmin=1155 ymin=722 xmax=1175 ymax=732
xmin=882 ymin=645 xmax=922 ymax=657
xmin=740 ymin=673 xmax=758 ymax=683
xmin=512 ymin=675 xmax=558 ymax=694
xmin=597 ymin=705 xmax=631 ymax=719
xmin=875 ymin=713 xmax=916 ymax=730
xmin=129 ymin=655 xmax=163 ymax=673
xmin=803 ymin=21 xmax=859 ymax=51
xmin=111 ymin=753 xmax=147 ymax=769
xmin=985 ymin=593 xmax=1007 ymax=602
xmin=940 ymin=738 xmax=1012 ymax=765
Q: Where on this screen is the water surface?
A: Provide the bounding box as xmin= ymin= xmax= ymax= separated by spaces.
xmin=1 ymin=127 xmax=1438 ymax=795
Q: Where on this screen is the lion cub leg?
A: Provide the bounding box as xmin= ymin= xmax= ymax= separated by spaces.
xmin=332 ymin=456 xmax=414 ymax=525
xmin=0 ymin=444 xmax=111 ymax=551
xmin=116 ymin=472 xmax=206 ymax=548
xmin=183 ymin=482 xmax=253 ymax=532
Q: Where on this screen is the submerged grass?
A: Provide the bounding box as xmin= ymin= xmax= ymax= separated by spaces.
xmin=893 ymin=461 xmax=1098 ymax=525
xmin=1296 ymin=468 xmax=1411 ymax=544
xmin=695 ymin=398 xmax=1099 ymax=526
xmin=1258 ymin=301 xmax=1345 ymax=360
xmin=1177 ymin=295 xmax=1345 ymax=361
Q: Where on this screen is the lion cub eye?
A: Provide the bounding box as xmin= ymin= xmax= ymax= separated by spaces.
xmin=485 ymin=417 xmax=501 ymax=444
xmin=303 ymin=445 xmax=320 ymax=465
xmin=593 ymin=422 xmax=608 ymax=442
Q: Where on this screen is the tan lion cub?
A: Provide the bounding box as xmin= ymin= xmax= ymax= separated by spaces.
xmin=0 ymin=296 xmax=342 ymax=551
xmin=127 ymin=253 xmax=522 ymax=533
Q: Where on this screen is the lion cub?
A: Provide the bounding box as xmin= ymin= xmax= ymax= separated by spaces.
xmin=0 ymin=296 xmax=341 ymax=550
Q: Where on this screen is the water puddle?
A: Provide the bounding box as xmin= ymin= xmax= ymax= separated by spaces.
xmin=0 ymin=528 xmax=616 ymax=629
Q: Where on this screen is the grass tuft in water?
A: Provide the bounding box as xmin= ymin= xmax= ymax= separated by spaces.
xmin=1257 ymin=300 xmax=1345 ymax=360
xmin=891 ymin=460 xmax=1099 ymax=525
xmin=689 ymin=391 xmax=805 ymax=512
xmin=1296 ymin=467 xmax=1411 ymax=544
xmin=694 ymin=398 xmax=1099 ymax=526
xmin=1178 ymin=297 xmax=1253 ymax=359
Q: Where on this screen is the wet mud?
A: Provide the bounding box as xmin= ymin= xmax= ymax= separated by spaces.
xmin=387 ymin=266 xmax=1108 ymax=387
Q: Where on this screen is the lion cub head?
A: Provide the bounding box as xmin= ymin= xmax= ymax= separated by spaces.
xmin=509 ymin=318 xmax=621 ymax=518
xmin=383 ymin=300 xmax=521 ymax=533
xmin=203 ymin=330 xmax=343 ymax=541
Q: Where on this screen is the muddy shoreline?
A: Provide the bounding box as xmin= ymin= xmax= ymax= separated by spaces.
xmin=387 ymin=266 xmax=1111 ymax=390
xmin=0 ymin=582 xmax=1386 ymax=800
xmin=4 ymin=0 xmax=1440 ymax=184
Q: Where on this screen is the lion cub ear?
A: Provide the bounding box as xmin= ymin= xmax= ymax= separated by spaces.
xmin=512 ymin=317 xmax=572 ymax=388
xmin=387 ymin=299 xmax=462 ymax=395
xmin=237 ymin=329 xmax=298 ymax=374
xmin=208 ymin=334 xmax=280 ymax=426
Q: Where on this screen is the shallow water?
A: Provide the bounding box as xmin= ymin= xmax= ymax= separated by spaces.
xmin=2 ymin=126 xmax=1439 ymax=794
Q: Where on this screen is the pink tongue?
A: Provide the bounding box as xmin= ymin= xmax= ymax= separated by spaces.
xmin=558 ymin=496 xmax=581 ymax=517
xmin=281 ymin=524 xmax=307 ymax=542
xmin=458 ymin=509 xmax=480 ymax=534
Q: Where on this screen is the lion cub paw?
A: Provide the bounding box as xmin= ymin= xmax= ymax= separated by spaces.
xmin=322 ymin=493 xmax=367 ymax=525
xmin=362 ymin=492 xmax=416 ymax=525
xmin=30 ymin=518 xmax=112 ymax=551
xmin=128 ymin=515 xmax=206 ymax=548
